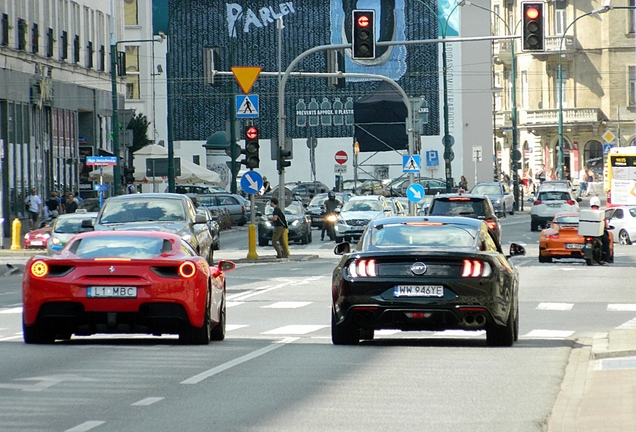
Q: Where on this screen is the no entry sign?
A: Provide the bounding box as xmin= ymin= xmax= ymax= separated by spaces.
xmin=335 ymin=150 xmax=348 ymax=165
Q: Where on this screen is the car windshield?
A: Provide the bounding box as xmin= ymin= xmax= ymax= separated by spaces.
xmin=264 ymin=202 xmax=304 ymax=216
xmin=471 ymin=185 xmax=502 ymax=195
xmin=308 ymin=195 xmax=328 ymax=207
xmin=429 ymin=199 xmax=486 ymax=217
xmin=100 ymin=199 xmax=186 ymax=223
xmin=68 ymin=235 xmax=173 ymax=259
xmin=367 ymin=223 xmax=477 ymax=248
xmin=555 ymin=215 xmax=579 ymax=224
xmin=54 ymin=217 xmax=94 ymax=234
xmin=538 ymin=192 xmax=570 ymax=201
xmin=342 ymin=200 xmax=382 ymax=212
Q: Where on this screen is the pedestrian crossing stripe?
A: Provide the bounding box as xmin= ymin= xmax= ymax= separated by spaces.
xmin=402 ymin=155 xmax=421 ymax=173
xmin=236 ymin=94 xmax=259 ymax=118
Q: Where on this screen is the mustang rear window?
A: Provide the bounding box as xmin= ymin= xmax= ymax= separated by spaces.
xmin=69 ymin=236 xmax=172 ymax=259
xmin=369 ymin=224 xmax=477 ymax=248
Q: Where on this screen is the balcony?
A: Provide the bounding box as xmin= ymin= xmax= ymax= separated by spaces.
xmin=521 ymin=108 xmax=600 ymax=126
xmin=494 ymin=35 xmax=575 ymax=63
xmin=535 ymin=35 xmax=575 ymax=56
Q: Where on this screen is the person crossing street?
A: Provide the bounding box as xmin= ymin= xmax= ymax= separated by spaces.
xmin=268 ymin=197 xmax=289 ymax=258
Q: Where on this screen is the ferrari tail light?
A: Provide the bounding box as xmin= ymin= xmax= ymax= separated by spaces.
xmin=566 ymin=200 xmax=575 ymax=205
xmin=546 ymin=233 xmax=559 ymax=239
xmin=30 ymin=260 xmax=49 ymax=278
xmin=485 ymin=219 xmax=497 ymax=231
xmin=461 ymin=260 xmax=491 ymax=278
xmin=348 ymin=259 xmax=376 ymax=278
xmin=533 ymin=200 xmax=543 ymax=205
xmin=179 ymin=262 xmax=197 ymax=278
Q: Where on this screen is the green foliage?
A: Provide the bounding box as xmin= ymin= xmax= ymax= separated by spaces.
xmin=127 ymin=112 xmax=151 ymax=154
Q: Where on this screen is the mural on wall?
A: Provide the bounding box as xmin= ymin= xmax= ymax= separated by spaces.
xmin=166 ymin=0 xmax=442 ymax=142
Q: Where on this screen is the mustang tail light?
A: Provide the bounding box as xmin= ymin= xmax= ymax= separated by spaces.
xmin=566 ymin=200 xmax=575 ymax=205
xmin=533 ymin=200 xmax=543 ymax=205
xmin=485 ymin=219 xmax=498 ymax=231
xmin=348 ymin=259 xmax=376 ymax=278
xmin=461 ymin=260 xmax=492 ymax=278
xmin=179 ymin=262 xmax=197 ymax=278
xmin=30 ymin=260 xmax=49 ymax=278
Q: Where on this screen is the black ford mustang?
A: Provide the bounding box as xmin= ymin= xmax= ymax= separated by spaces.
xmin=331 ymin=216 xmax=526 ymax=346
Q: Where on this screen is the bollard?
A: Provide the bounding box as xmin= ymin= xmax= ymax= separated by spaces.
xmin=10 ymin=218 xmax=21 ymax=250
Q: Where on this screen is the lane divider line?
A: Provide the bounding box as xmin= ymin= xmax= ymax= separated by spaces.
xmin=64 ymin=421 xmax=106 ymax=432
xmin=131 ymin=397 xmax=164 ymax=406
xmin=180 ymin=337 xmax=298 ymax=385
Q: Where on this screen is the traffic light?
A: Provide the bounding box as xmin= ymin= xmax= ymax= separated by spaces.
xmin=522 ymin=2 xmax=544 ymax=52
xmin=242 ymin=125 xmax=260 ymax=169
xmin=124 ymin=167 xmax=135 ymax=184
xmin=352 ymin=10 xmax=375 ymax=60
xmin=277 ymin=148 xmax=292 ymax=173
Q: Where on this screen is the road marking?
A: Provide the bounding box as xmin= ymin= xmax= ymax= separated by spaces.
xmin=608 ymin=304 xmax=636 ymax=312
xmin=261 ymin=302 xmax=312 ymax=309
xmin=226 ymin=301 xmax=244 ymax=308
xmin=181 ymin=337 xmax=298 ymax=384
xmin=64 ymin=421 xmax=105 ymax=432
xmin=616 ymin=318 xmax=636 ymax=329
xmin=433 ymin=330 xmax=486 ymax=337
xmin=524 ymin=330 xmax=575 ymax=338
xmin=262 ymin=325 xmax=328 ymax=335
xmin=537 ymin=303 xmax=574 ymax=311
xmin=0 ymin=307 xmax=22 ymax=314
xmin=375 ymin=330 xmax=401 ymax=336
xmin=226 ymin=324 xmax=249 ymax=331
xmin=0 ymin=335 xmax=22 ymax=342
xmin=131 ymin=397 xmax=164 ymax=406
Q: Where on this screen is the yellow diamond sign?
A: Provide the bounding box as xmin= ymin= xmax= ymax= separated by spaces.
xmin=231 ymin=66 xmax=262 ymax=94
xmin=602 ymin=130 xmax=616 ymax=143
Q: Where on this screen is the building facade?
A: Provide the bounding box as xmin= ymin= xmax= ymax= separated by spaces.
xmin=493 ymin=0 xmax=636 ymax=184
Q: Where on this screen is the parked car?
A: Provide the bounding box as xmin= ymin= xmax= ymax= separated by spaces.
xmin=46 ymin=211 xmax=98 ymax=255
xmin=470 ymin=182 xmax=515 ymax=216
xmin=342 ymin=179 xmax=371 ymax=193
xmin=22 ymin=230 xmax=235 ymax=344
xmin=306 ymin=192 xmax=351 ymax=228
xmin=258 ymin=200 xmax=312 ymax=246
xmin=197 ymin=193 xmax=248 ymax=226
xmin=530 ymin=189 xmax=581 ymax=231
xmin=284 ymin=181 xmax=331 ymax=206
xmin=91 ymin=193 xmax=214 ymax=264
xmin=605 ymin=205 xmax=636 ymax=245
xmin=354 ymin=179 xmax=389 ymax=196
xmin=78 ymin=197 xmax=103 ymax=212
xmin=330 ymin=216 xmax=526 ymax=346
xmin=334 ymin=195 xmax=393 ymax=242
xmin=197 ymin=207 xmax=221 ymax=250
xmin=426 ymin=193 xmax=502 ymax=242
xmin=385 ymin=176 xmax=448 ymax=197
xmin=175 ymin=184 xmax=227 ymax=195
xmin=386 ymin=197 xmax=407 ymax=216
xmin=24 ymin=225 xmax=53 ymax=249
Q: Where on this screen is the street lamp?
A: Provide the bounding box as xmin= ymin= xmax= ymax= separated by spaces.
xmin=461 ymin=1 xmax=520 ymax=210
xmin=557 ymin=5 xmax=612 ymax=180
xmin=415 ymin=0 xmax=462 ymax=192
xmin=110 ymin=37 xmax=162 ymax=196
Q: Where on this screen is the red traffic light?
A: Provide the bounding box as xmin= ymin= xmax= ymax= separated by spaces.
xmin=245 ymin=126 xmax=258 ymax=140
xmin=356 ymin=15 xmax=370 ymax=28
xmin=525 ymin=6 xmax=540 ymax=20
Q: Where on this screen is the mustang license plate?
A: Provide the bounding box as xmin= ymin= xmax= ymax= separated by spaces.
xmin=87 ymin=286 xmax=137 ymax=298
xmin=565 ymin=243 xmax=584 ymax=249
xmin=394 ymin=285 xmax=444 ymax=297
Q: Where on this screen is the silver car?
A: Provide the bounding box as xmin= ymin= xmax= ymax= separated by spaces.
xmin=530 ymin=189 xmax=581 ymax=231
xmin=334 ymin=196 xmax=393 ymax=242
xmin=46 ymin=211 xmax=98 ymax=255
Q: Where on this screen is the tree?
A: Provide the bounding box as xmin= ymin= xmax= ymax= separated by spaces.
xmin=127 ymin=112 xmax=151 ymax=154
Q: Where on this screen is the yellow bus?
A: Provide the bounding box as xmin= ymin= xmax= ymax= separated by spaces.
xmin=605 ymin=146 xmax=636 ymax=207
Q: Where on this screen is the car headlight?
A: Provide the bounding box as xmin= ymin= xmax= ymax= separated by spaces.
xmin=52 ymin=238 xmax=62 ymax=245
xmin=290 ymin=220 xmax=300 ymax=227
xmin=494 ymin=199 xmax=501 ymax=204
xmin=326 ymin=214 xmax=338 ymax=222
xmin=263 ymin=221 xmax=273 ymax=228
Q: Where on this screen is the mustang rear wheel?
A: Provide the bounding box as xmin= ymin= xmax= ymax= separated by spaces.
xmin=486 ymin=305 xmax=515 ymax=347
xmin=331 ymin=311 xmax=359 ymax=345
xmin=22 ymin=320 xmax=55 ymax=344
xmin=209 ymin=297 xmax=226 ymax=341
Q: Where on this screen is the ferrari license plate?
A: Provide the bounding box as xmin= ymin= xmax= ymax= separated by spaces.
xmin=87 ymin=286 xmax=137 ymax=298
xmin=394 ymin=285 xmax=444 ymax=297
xmin=566 ymin=243 xmax=584 ymax=249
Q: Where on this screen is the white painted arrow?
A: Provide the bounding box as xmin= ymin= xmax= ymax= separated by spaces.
xmin=410 ymin=188 xmax=422 ymax=199
xmin=246 ymin=173 xmax=258 ymax=191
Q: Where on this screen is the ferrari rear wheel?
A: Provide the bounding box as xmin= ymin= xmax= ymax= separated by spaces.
xmin=180 ymin=304 xmax=211 ymax=345
xmin=538 ymin=254 xmax=552 ymax=263
xmin=486 ymin=306 xmax=515 ymax=347
xmin=209 ymin=297 xmax=226 ymax=341
xmin=22 ymin=320 xmax=55 ymax=344
xmin=331 ymin=311 xmax=359 ymax=345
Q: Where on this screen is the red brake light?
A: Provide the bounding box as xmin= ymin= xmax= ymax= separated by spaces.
xmin=348 ymin=259 xmax=376 ymax=278
xmin=30 ymin=260 xmax=49 ymax=278
xmin=179 ymin=262 xmax=197 ymax=278
xmin=566 ymin=200 xmax=575 ymax=205
xmin=533 ymin=200 xmax=543 ymax=205
xmin=462 ymin=260 xmax=492 ymax=278
xmin=485 ymin=219 xmax=497 ymax=231
xmin=546 ymin=234 xmax=559 ymax=239
xmin=448 ymin=197 xmax=470 ymax=201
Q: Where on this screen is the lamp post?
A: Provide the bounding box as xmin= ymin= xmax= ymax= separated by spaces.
xmin=558 ymin=5 xmax=615 ymax=180
xmin=415 ymin=0 xmax=461 ymax=192
xmin=110 ymin=37 xmax=162 ymax=196
xmin=461 ymin=1 xmax=520 ymax=210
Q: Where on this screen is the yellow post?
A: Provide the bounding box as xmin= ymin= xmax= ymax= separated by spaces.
xmin=283 ymin=229 xmax=290 ymax=257
xmin=10 ymin=218 xmax=21 ymax=250
xmin=246 ymin=223 xmax=258 ymax=259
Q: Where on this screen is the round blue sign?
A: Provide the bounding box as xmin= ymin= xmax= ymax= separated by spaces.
xmin=406 ymin=183 xmax=426 ymax=203
xmin=240 ymin=171 xmax=263 ymax=195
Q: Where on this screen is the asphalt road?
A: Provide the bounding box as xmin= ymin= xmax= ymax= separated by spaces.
xmin=1 ymin=213 xmax=635 ymax=431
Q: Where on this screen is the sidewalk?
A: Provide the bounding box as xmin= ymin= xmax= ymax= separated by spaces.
xmin=549 ymin=329 xmax=636 ymax=431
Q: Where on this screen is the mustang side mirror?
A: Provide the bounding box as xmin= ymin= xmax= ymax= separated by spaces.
xmin=509 ymin=243 xmax=526 ymax=257
xmin=334 ymin=242 xmax=350 ymax=255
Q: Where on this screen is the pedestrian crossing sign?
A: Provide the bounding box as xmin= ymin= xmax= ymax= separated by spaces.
xmin=402 ymin=155 xmax=421 ymax=173
xmin=236 ymin=94 xmax=259 ymax=118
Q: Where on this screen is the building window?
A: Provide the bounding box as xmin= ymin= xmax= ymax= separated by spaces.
xmin=31 ymin=23 xmax=39 ymax=54
xmin=554 ymin=67 xmax=568 ymax=109
xmin=17 ymin=18 xmax=27 ymax=50
xmin=521 ymin=70 xmax=528 ymax=109
xmin=193 ymin=155 xmax=200 ymax=165
xmin=61 ymin=31 xmax=68 ymax=60
xmin=125 ymin=45 xmax=140 ymax=99
xmin=629 ymin=66 xmax=636 ymax=106
xmin=87 ymin=41 xmax=94 ymax=68
xmin=124 ymin=0 xmax=138 ymax=26
xmin=98 ymin=45 xmax=105 ymax=71
xmin=555 ymin=10 xmax=566 ymax=36
xmin=1 ymin=14 xmax=8 ymax=46
xmin=73 ymin=35 xmax=80 ymax=63
xmin=47 ymin=28 xmax=54 ymax=57
xmin=630 ymin=0 xmax=636 ymax=33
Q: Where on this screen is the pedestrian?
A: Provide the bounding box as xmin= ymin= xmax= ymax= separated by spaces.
xmin=45 ymin=192 xmax=60 ymax=218
xmin=24 ymin=188 xmax=43 ymax=230
xmin=537 ymin=165 xmax=546 ymax=184
xmin=261 ymin=176 xmax=272 ymax=195
xmin=65 ymin=193 xmax=79 ymax=214
xmin=458 ymin=175 xmax=468 ymax=191
xmin=586 ymin=168 xmax=595 ymax=196
xmin=578 ymin=168 xmax=588 ymax=197
xmin=268 ymin=197 xmax=289 ymax=258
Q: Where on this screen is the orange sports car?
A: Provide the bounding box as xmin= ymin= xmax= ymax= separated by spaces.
xmin=539 ymin=213 xmax=613 ymax=263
